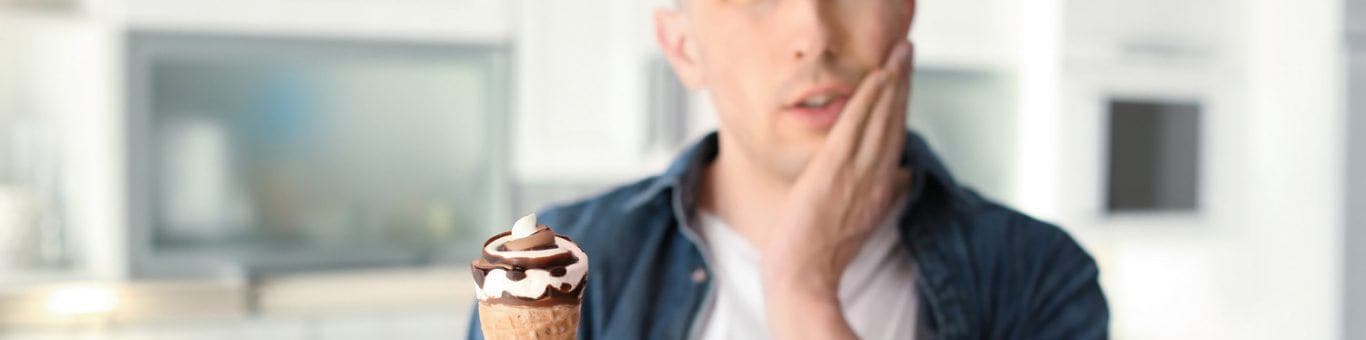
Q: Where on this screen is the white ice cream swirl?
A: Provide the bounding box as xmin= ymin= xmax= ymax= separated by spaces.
xmin=473 ymin=213 xmax=588 ymax=302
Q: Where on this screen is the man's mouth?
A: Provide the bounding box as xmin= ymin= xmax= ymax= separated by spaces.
xmin=785 ymin=87 xmax=852 ymax=128
xmin=797 ymin=94 xmax=835 ymax=108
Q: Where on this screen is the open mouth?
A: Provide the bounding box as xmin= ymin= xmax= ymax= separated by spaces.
xmin=797 ymin=94 xmax=835 ymax=109
xmin=785 ymin=92 xmax=849 ymax=128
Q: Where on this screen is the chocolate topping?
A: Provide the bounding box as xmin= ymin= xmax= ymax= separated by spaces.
xmin=473 ymin=231 xmax=580 ymax=270
xmin=471 ymin=227 xmax=586 ymax=307
xmin=471 ymin=263 xmax=486 ymax=285
xmin=500 ymin=226 xmax=557 ymax=251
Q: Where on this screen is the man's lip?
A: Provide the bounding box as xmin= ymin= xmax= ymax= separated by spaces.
xmin=784 ymin=96 xmax=849 ymax=128
xmin=783 ymin=83 xmax=853 ymax=128
xmin=784 ymin=84 xmax=854 ymax=108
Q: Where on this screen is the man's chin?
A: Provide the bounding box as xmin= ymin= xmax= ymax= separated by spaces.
xmin=780 ymin=117 xmax=836 ymax=140
xmin=767 ymin=139 xmax=825 ymax=180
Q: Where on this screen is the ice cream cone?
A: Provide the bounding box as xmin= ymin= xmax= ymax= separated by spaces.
xmin=477 ymin=301 xmax=580 ymax=340
xmin=471 ymin=213 xmax=588 ymax=340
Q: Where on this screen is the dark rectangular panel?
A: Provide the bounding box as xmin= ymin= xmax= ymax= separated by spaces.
xmin=1106 ymin=99 xmax=1201 ymax=212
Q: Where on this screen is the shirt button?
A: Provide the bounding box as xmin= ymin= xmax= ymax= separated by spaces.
xmin=691 ymin=267 xmax=708 ymax=283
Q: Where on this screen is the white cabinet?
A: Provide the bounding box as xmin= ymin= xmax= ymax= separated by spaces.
xmin=512 ymin=0 xmax=647 ymax=183
xmin=1064 ymin=0 xmax=1235 ymax=68
xmin=0 ymin=15 xmax=122 ymax=285
xmin=1053 ymin=3 xmax=1250 ymax=337
xmin=1054 ymin=0 xmax=1245 ymax=224
xmin=1058 ymin=0 xmax=1349 ymax=338
xmin=511 ymin=0 xmax=681 ymax=185
xmin=911 ymin=0 xmax=1019 ymax=70
xmin=124 ymin=0 xmax=512 ymax=42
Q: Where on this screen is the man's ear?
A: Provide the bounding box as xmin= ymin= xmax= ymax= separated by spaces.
xmin=654 ymin=9 xmax=705 ymax=89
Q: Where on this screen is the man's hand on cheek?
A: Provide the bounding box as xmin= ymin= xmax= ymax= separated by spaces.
xmin=760 ymin=40 xmax=914 ymax=340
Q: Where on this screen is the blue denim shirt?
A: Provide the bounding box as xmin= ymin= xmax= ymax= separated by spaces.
xmin=468 ymin=131 xmax=1109 ymax=339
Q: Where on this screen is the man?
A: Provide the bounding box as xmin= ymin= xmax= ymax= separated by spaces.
xmin=468 ymin=0 xmax=1108 ymax=338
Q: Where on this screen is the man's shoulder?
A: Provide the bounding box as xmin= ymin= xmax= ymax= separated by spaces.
xmin=937 ymin=189 xmax=1109 ymax=335
xmin=535 ymin=175 xmax=675 ymax=243
xmin=941 ymin=189 xmax=1094 ymax=266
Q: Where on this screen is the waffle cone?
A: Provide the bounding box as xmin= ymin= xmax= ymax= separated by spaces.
xmin=477 ymin=301 xmax=580 ymax=340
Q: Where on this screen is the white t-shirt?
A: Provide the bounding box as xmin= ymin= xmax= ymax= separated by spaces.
xmin=692 ymin=205 xmax=918 ymax=340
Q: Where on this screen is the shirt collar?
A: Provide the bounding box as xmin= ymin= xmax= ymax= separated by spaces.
xmin=627 ymin=130 xmax=969 ymax=212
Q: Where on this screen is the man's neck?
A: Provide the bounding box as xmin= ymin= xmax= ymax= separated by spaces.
xmin=698 ymin=136 xmax=793 ymax=249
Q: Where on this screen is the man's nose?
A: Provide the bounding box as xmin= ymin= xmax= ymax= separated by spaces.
xmin=784 ymin=0 xmax=840 ymax=62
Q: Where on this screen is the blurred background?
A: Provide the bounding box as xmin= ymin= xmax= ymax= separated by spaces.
xmin=0 ymin=0 xmax=1360 ymax=339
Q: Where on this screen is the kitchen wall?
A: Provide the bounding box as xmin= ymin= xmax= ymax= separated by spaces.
xmin=0 ymin=0 xmax=1356 ymax=339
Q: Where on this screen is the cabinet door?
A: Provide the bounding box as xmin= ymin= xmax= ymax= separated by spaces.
xmin=512 ymin=0 xmax=662 ymax=183
xmin=0 ymin=18 xmax=110 ymax=283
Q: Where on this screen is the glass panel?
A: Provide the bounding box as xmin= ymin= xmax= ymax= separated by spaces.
xmin=129 ymin=33 xmax=509 ymax=278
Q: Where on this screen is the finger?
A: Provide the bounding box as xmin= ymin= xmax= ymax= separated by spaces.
xmin=855 ymin=70 xmax=899 ymax=169
xmin=823 ymin=68 xmax=887 ymax=164
xmin=883 ymin=40 xmax=913 ymax=73
xmin=864 ymin=52 xmax=913 ymax=185
xmin=885 ymin=40 xmax=913 ymax=129
xmin=883 ymin=41 xmax=914 ymax=164
xmin=856 ymin=42 xmax=913 ymax=170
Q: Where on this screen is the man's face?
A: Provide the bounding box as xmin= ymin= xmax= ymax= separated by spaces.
xmin=658 ymin=0 xmax=915 ymax=180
